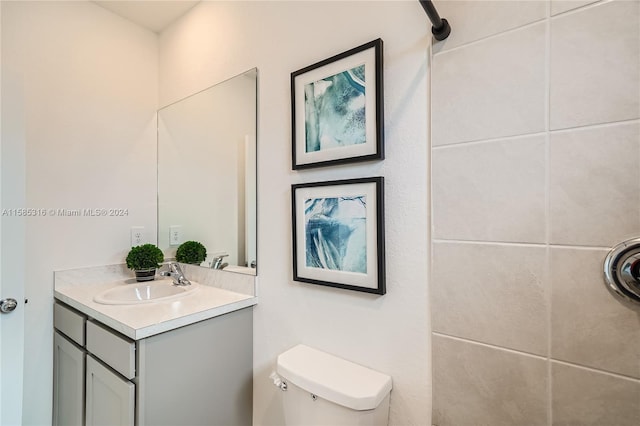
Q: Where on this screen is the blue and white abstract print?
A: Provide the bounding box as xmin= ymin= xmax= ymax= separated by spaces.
xmin=304 ymin=195 xmax=367 ymax=273
xmin=304 ymin=64 xmax=366 ymax=153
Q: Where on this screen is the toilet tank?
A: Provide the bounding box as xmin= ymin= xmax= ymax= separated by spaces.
xmin=276 ymin=345 xmax=392 ymax=426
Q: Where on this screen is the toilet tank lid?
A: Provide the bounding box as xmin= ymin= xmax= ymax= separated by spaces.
xmin=276 ymin=344 xmax=392 ymax=411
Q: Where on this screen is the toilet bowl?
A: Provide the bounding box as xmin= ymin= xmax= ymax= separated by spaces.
xmin=276 ymin=344 xmax=392 ymax=426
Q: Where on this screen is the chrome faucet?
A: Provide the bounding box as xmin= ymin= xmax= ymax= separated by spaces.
xmin=160 ymin=262 xmax=191 ymax=286
xmin=211 ymin=254 xmax=229 ymax=270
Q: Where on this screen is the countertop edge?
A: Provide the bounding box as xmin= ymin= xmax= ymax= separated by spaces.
xmin=54 ymin=290 xmax=257 ymax=340
xmin=133 ymin=297 xmax=257 ymax=340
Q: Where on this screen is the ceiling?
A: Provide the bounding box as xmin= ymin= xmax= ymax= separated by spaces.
xmin=93 ymin=1 xmax=201 ymax=33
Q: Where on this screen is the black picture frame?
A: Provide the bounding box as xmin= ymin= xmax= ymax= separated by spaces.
xmin=292 ymin=177 xmax=385 ymax=295
xmin=291 ymin=39 xmax=384 ymax=170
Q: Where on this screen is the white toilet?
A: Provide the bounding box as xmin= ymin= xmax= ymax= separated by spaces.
xmin=276 ymin=344 xmax=393 ymax=426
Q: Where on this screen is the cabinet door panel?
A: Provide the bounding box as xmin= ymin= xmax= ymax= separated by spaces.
xmin=138 ymin=308 xmax=253 ymax=425
xmin=53 ymin=332 xmax=85 ymax=426
xmin=85 ymin=355 xmax=134 ymax=426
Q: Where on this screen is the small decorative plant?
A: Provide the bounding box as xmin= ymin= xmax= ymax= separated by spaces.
xmin=126 ymin=244 xmax=164 ymax=281
xmin=175 ymin=241 xmax=207 ymax=265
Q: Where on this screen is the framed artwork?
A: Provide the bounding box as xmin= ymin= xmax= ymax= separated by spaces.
xmin=291 ymin=39 xmax=384 ymax=170
xmin=291 ymin=177 xmax=385 ymax=295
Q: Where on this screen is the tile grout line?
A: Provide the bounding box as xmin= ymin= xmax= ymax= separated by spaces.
xmin=428 ymin=33 xmax=435 ymax=414
xmin=550 ymin=117 xmax=640 ymax=134
xmin=433 ymin=118 xmax=640 ymax=151
xmin=432 ymin=131 xmax=548 ymax=150
xmin=432 ymin=332 xmax=548 ymax=361
xmin=432 ymin=239 xmax=610 ymax=251
xmin=432 ymin=17 xmax=547 ymax=57
xmin=433 ymin=333 xmax=640 ymax=383
xmin=552 ymin=0 xmax=612 ymax=19
xmin=551 ymin=359 xmax=640 ymax=384
xmin=544 ymin=4 xmax=553 ymax=424
xmin=547 ymin=244 xmax=610 ymax=251
xmin=433 ymin=239 xmax=547 ymax=248
xmin=432 ymin=0 xmax=610 ymax=58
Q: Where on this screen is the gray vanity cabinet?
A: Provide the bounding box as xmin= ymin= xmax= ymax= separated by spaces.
xmin=53 ymin=300 xmax=253 ymax=426
xmin=53 ymin=331 xmax=85 ymax=426
xmin=135 ymin=307 xmax=253 ymax=425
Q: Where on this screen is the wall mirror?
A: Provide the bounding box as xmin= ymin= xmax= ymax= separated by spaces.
xmin=158 ymin=68 xmax=257 ymax=275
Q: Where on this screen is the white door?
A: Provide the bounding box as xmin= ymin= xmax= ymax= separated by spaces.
xmin=0 ymin=112 xmax=26 ymax=424
xmin=0 ymin=236 xmax=24 ymax=426
xmin=0 ymin=4 xmax=26 ymax=422
xmin=0 ymin=275 xmax=24 ymax=426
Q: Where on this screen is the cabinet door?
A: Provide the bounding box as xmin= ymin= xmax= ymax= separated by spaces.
xmin=85 ymin=355 xmax=134 ymax=426
xmin=53 ymin=331 xmax=85 ymax=426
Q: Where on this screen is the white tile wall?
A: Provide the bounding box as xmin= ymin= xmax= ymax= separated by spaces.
xmin=432 ymin=22 xmax=547 ymax=146
xmin=549 ymin=122 xmax=640 ymax=246
xmin=433 ymin=135 xmax=546 ymax=242
xmin=552 ymin=362 xmax=640 ymax=425
xmin=432 ymin=1 xmax=547 ymax=53
xmin=433 ymin=242 xmax=548 ymax=355
xmin=550 ymin=0 xmax=640 ymax=130
xmin=433 ymin=334 xmax=548 ymax=426
xmin=551 ymin=247 xmax=640 ymax=378
xmin=431 ymin=1 xmax=640 ymax=424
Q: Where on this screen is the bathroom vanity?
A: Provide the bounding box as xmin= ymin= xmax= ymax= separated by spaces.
xmin=53 ymin=264 xmax=256 ymax=426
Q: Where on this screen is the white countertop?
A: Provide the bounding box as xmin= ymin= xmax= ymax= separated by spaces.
xmin=54 ymin=264 xmax=257 ymax=340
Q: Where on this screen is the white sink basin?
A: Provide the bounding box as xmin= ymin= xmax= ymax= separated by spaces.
xmin=94 ymin=280 xmax=198 ymax=305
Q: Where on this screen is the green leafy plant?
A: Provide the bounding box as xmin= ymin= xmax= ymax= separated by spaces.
xmin=175 ymin=241 xmax=207 ymax=265
xmin=126 ymin=244 xmax=164 ymax=270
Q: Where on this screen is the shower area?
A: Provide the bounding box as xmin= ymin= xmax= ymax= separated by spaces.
xmin=429 ymin=1 xmax=639 ymax=424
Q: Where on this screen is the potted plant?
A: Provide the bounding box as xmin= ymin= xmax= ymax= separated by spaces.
xmin=175 ymin=241 xmax=207 ymax=265
xmin=126 ymin=243 xmax=164 ymax=282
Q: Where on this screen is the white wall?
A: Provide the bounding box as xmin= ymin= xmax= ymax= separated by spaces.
xmin=159 ymin=1 xmax=431 ymax=424
xmin=1 ymin=2 xmax=158 ymax=423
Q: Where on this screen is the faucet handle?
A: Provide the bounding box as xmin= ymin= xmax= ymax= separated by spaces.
xmin=159 ymin=263 xmax=171 ymax=275
xmin=160 ymin=262 xmax=190 ymax=286
xmin=158 ymin=262 xmax=174 ymax=277
xmin=169 ymin=262 xmax=182 ymax=273
xmin=211 ymin=253 xmax=229 ymax=269
xmin=159 ymin=262 xmax=180 ymax=276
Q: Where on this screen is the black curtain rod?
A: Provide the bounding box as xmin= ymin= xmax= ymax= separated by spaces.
xmin=418 ymin=0 xmax=451 ymax=41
